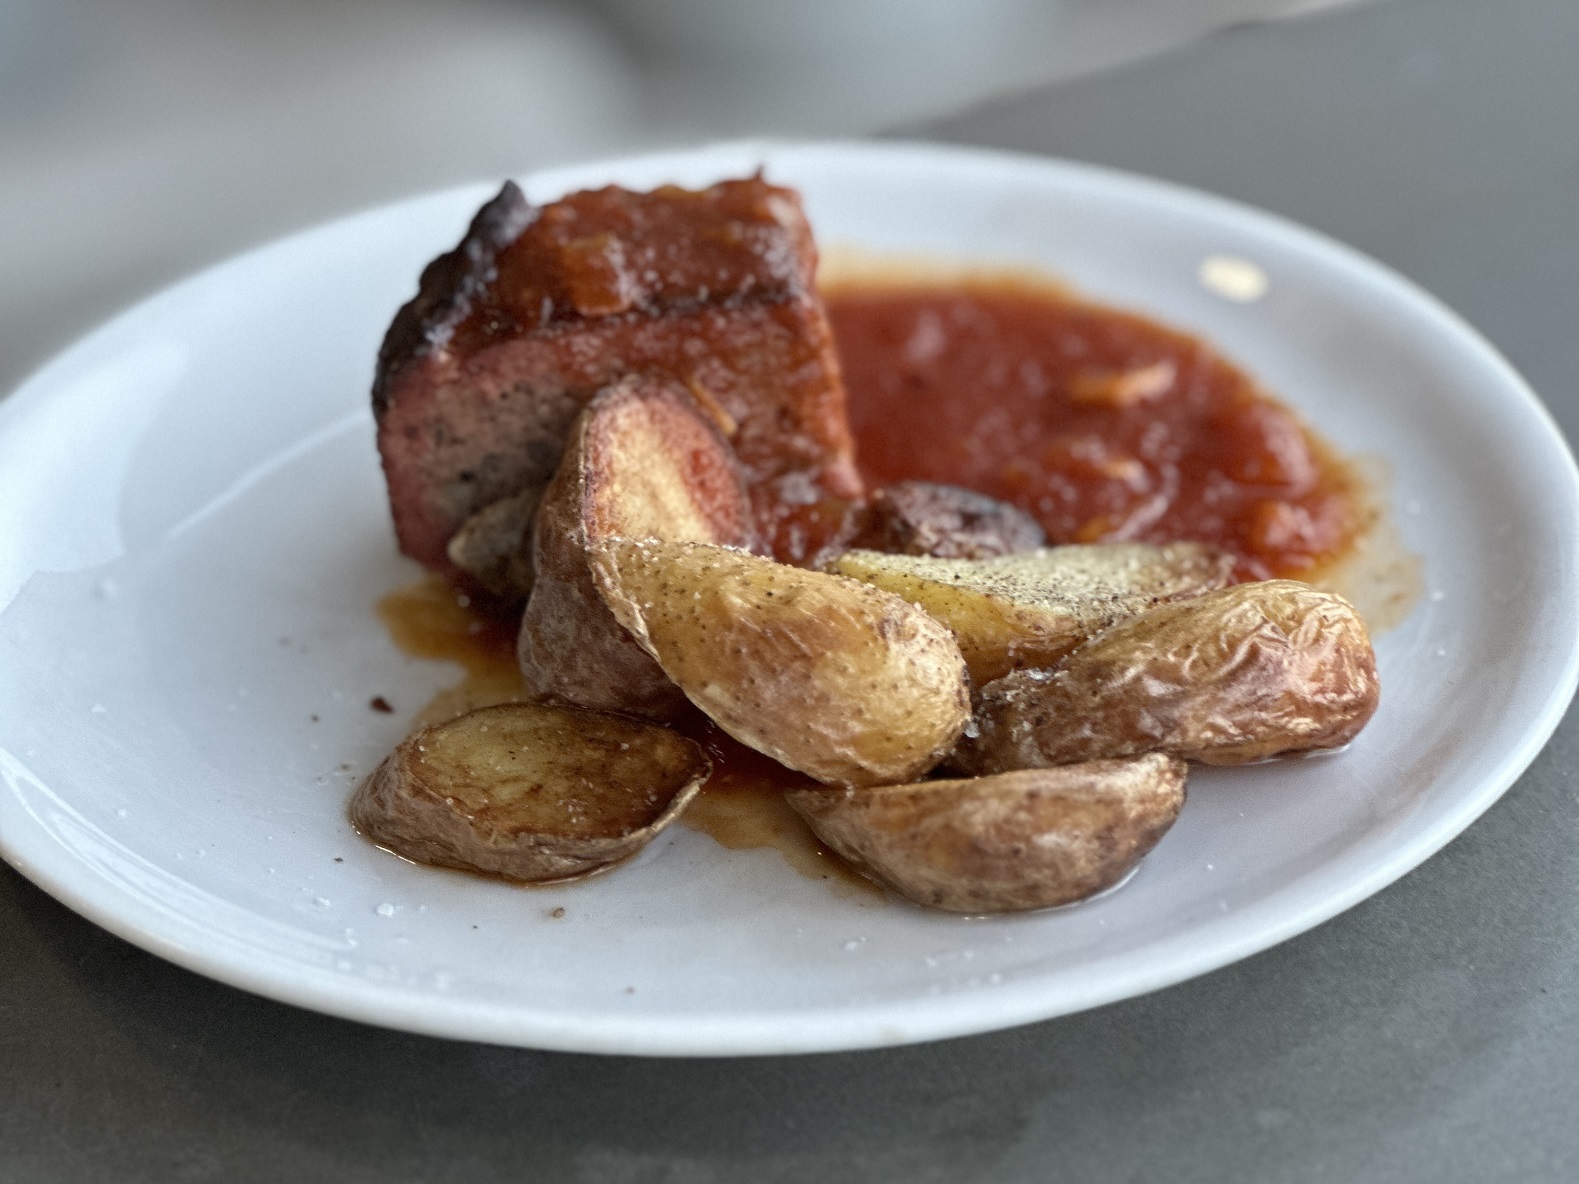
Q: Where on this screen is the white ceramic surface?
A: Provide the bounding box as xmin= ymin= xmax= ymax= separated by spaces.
xmin=2 ymin=141 xmax=1575 ymax=1056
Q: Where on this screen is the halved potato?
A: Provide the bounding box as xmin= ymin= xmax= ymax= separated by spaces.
xmin=350 ymin=702 xmax=710 ymax=882
xmin=518 ymin=374 xmax=755 ymax=720
xmin=445 ymin=483 xmax=543 ymax=602
xmin=787 ymin=753 xmax=1186 ymax=913
xmin=829 ymin=542 xmax=1234 ymax=685
xmin=590 ymin=538 xmax=970 ymax=788
xmin=953 ymin=579 xmax=1379 ymax=774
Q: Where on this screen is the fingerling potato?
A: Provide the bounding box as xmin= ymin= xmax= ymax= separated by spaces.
xmin=787 ymin=753 xmax=1186 ymax=913
xmin=590 ymin=539 xmax=970 ymax=788
xmin=954 ymin=580 xmax=1379 ymax=774
xmin=829 ymin=542 xmax=1234 ymax=684
xmin=350 ymin=702 xmax=710 ymax=882
xmin=519 ymin=374 xmax=755 ymax=720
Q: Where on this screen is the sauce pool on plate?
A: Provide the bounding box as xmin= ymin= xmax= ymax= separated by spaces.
xmin=826 ymin=275 xmax=1368 ymax=582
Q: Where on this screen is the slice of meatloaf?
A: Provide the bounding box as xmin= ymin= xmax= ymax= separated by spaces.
xmin=373 ymin=176 xmax=862 ymax=574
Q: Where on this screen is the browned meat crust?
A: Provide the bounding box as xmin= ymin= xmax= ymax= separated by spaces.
xmin=373 ymin=177 xmax=861 ymax=574
xmin=372 ymin=181 xmax=538 ymax=416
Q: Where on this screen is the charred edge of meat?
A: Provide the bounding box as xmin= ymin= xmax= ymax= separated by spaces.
xmin=372 ymin=181 xmax=537 ymax=415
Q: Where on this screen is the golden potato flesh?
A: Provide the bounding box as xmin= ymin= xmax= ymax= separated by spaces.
xmin=952 ymin=580 xmax=1379 ymax=775
xmin=829 ymin=542 xmax=1234 ymax=685
xmin=519 ymin=374 xmax=755 ymax=721
xmin=590 ymin=539 xmax=970 ymax=788
xmin=787 ymin=753 xmax=1186 ymax=913
xmin=350 ymin=702 xmax=710 ymax=883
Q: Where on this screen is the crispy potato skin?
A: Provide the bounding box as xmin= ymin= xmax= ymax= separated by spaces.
xmin=518 ymin=375 xmax=754 ymax=720
xmin=953 ymin=580 xmax=1380 ymax=774
xmin=787 ymin=754 xmax=1186 ymax=913
xmin=850 ymin=481 xmax=1046 ymax=560
xmin=350 ymin=702 xmax=710 ymax=883
xmin=830 ymin=542 xmax=1234 ymax=685
xmin=591 ymin=539 xmax=971 ymax=788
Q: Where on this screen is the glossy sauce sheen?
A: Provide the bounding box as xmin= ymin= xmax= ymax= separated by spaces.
xmin=454 ymin=181 xmax=809 ymax=348
xmin=826 ymin=280 xmax=1366 ymax=581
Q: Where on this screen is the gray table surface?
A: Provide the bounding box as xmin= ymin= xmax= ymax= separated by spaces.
xmin=5 ymin=0 xmax=1577 ymax=1179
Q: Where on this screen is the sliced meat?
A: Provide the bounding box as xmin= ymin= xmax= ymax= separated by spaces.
xmin=373 ymin=176 xmax=862 ymax=574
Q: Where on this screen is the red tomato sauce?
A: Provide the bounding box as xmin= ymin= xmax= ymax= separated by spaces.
xmin=826 ymin=279 xmax=1365 ymax=581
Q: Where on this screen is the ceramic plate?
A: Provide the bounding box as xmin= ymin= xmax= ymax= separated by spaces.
xmin=2 ymin=141 xmax=1575 ymax=1055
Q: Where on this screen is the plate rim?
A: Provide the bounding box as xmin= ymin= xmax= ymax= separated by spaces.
xmin=3 ymin=137 xmax=1576 ymax=1056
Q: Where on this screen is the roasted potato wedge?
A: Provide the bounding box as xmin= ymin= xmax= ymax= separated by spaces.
xmin=787 ymin=753 xmax=1186 ymax=912
xmin=953 ymin=580 xmax=1379 ymax=774
xmin=850 ymin=481 xmax=1046 ymax=559
xmin=445 ymin=483 xmax=544 ymax=602
xmin=829 ymin=542 xmax=1234 ymax=685
xmin=350 ymin=702 xmax=710 ymax=882
xmin=590 ymin=539 xmax=970 ymax=788
xmin=518 ymin=374 xmax=755 ymax=720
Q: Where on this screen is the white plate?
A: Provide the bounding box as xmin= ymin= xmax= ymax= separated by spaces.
xmin=2 ymin=141 xmax=1576 ymax=1056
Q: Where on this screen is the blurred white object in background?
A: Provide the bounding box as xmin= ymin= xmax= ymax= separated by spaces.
xmin=0 ymin=0 xmax=1370 ymax=394
xmin=597 ymin=0 xmax=1369 ymax=134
